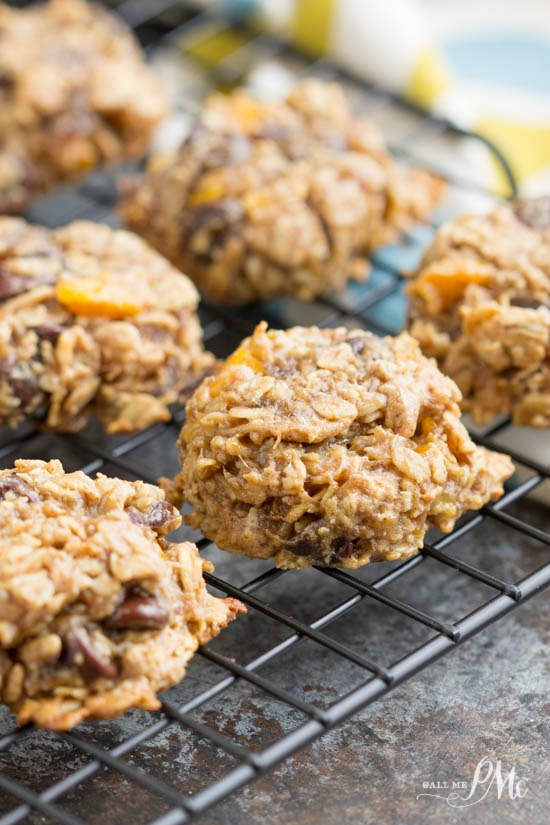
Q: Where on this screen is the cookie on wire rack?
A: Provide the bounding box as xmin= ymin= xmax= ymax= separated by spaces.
xmin=0 ymin=217 xmax=213 ymax=433
xmin=171 ymin=323 xmax=513 ymax=570
xmin=0 ymin=459 xmax=244 ymax=730
xmin=408 ymin=197 xmax=550 ymax=427
xmin=0 ymin=0 xmax=168 ymax=213
xmin=120 ymin=79 xmax=444 ymax=304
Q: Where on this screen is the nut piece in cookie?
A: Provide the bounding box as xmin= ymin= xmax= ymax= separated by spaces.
xmin=0 ymin=459 xmax=244 ymax=730
xmin=0 ymin=218 xmax=213 ymax=433
xmin=174 ymin=323 xmax=513 ymax=570
xmin=407 ymin=197 xmax=550 ymax=427
xmin=0 ymin=0 xmax=168 ymax=213
xmin=120 ymin=79 xmax=444 ymax=304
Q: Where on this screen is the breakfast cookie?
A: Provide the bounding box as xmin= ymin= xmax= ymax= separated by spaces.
xmin=173 ymin=323 xmax=513 ymax=569
xmin=0 ymin=459 xmax=244 ymax=730
xmin=408 ymin=197 xmax=550 ymax=426
xmin=120 ymin=79 xmax=443 ymax=304
xmin=0 ymin=0 xmax=167 ymax=213
xmin=0 ymin=218 xmax=212 ymax=433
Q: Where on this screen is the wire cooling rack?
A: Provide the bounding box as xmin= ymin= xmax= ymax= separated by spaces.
xmin=1 ymin=2 xmax=549 ymax=824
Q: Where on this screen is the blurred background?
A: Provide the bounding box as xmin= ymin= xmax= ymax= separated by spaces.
xmin=138 ymin=0 xmax=550 ymax=196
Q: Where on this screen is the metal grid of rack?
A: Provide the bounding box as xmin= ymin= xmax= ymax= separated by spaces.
xmin=0 ymin=2 xmax=549 ymax=823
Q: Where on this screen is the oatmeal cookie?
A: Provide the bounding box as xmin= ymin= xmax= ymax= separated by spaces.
xmin=120 ymin=79 xmax=443 ymax=304
xmin=0 ymin=459 xmax=244 ymax=730
xmin=408 ymin=197 xmax=550 ymax=426
xmin=0 ymin=0 xmax=167 ymax=213
xmin=0 ymin=218 xmax=213 ymax=433
xmin=174 ymin=323 xmax=513 ymax=569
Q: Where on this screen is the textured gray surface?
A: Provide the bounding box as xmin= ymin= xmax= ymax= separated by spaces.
xmin=202 ymin=606 xmax=549 ymax=825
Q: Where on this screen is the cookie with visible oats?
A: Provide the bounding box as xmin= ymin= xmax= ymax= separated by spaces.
xmin=408 ymin=197 xmax=550 ymax=427
xmin=173 ymin=323 xmax=513 ymax=569
xmin=0 ymin=217 xmax=213 ymax=433
xmin=120 ymin=79 xmax=443 ymax=304
xmin=0 ymin=459 xmax=244 ymax=730
xmin=0 ymin=0 xmax=167 ymax=213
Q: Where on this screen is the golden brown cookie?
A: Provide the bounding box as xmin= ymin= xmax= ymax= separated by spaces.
xmin=120 ymin=79 xmax=443 ymax=304
xmin=0 ymin=0 xmax=167 ymax=212
xmin=408 ymin=197 xmax=550 ymax=426
xmin=0 ymin=217 xmax=213 ymax=433
xmin=0 ymin=459 xmax=244 ymax=730
xmin=174 ymin=323 xmax=513 ymax=569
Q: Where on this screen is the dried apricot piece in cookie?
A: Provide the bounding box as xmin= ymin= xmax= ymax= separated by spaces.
xmin=56 ymin=277 xmax=143 ymax=319
xmin=408 ymin=261 xmax=493 ymax=315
